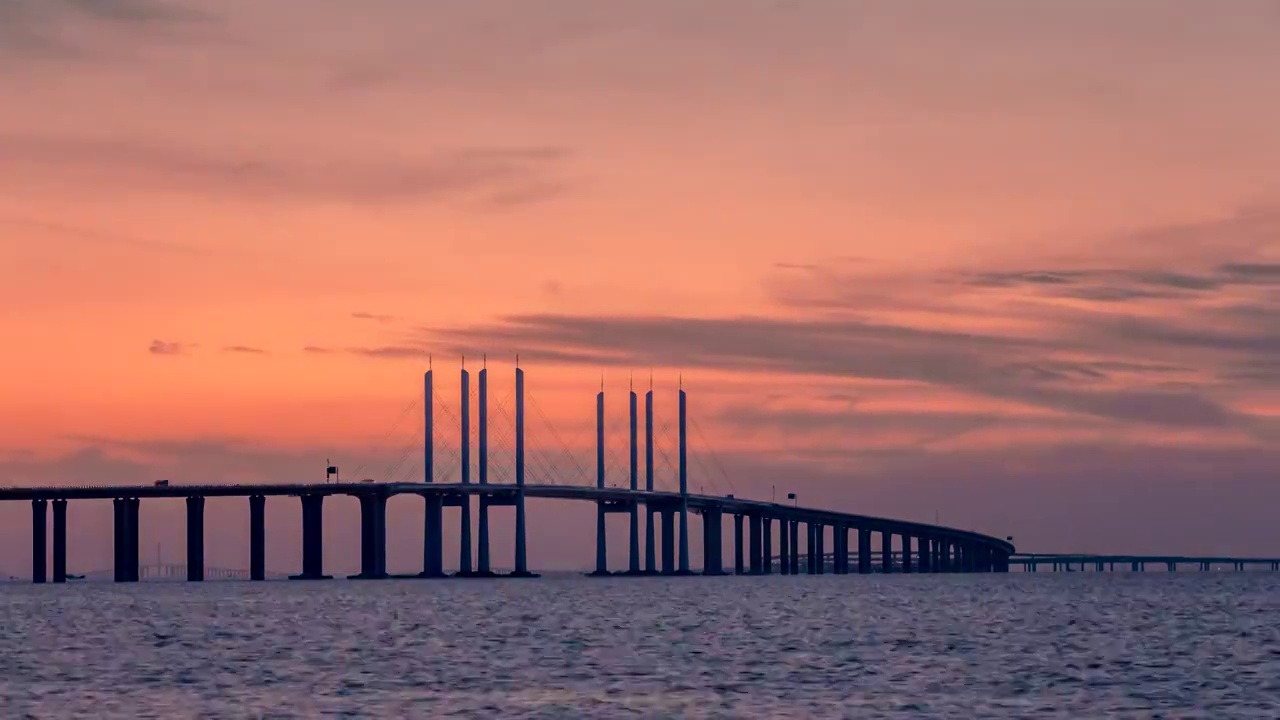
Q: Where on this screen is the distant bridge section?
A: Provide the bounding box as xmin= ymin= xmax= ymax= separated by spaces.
xmin=1011 ymin=554 xmax=1280 ymax=572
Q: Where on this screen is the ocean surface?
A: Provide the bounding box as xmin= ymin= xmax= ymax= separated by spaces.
xmin=2 ymin=573 xmax=1279 ymax=718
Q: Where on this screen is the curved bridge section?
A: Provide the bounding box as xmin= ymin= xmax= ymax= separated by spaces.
xmin=0 ymin=481 xmax=1013 ymax=583
xmin=1 ymin=367 xmax=1012 ymax=583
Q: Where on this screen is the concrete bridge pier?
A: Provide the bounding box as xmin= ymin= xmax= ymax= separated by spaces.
xmin=112 ymin=497 xmax=140 ymax=583
xmin=31 ymin=498 xmax=47 ymax=584
xmin=419 ymin=495 xmax=445 ymax=578
xmin=804 ymin=523 xmax=815 ymax=574
xmin=645 ymin=507 xmax=657 ymax=574
xmin=733 ymin=514 xmax=744 ymax=574
xmin=748 ymin=514 xmax=762 ymax=574
xmin=592 ymin=501 xmax=609 ymax=576
xmin=814 ymin=524 xmax=824 ymax=574
xmin=831 ymin=526 xmax=845 ymax=574
xmin=880 ymin=531 xmax=893 ymax=574
xmin=477 ymin=495 xmax=493 ymax=576
xmin=918 ymin=537 xmax=931 ymax=573
xmin=858 ymin=528 xmax=871 ymax=574
xmin=352 ymin=493 xmax=387 ymax=580
xmin=661 ymin=508 xmax=676 ymax=574
xmin=112 ymin=498 xmax=123 ymax=582
xmin=774 ymin=520 xmax=784 ymax=573
xmin=783 ymin=520 xmax=793 ymax=571
xmin=901 ymin=534 xmax=913 ymax=573
xmin=52 ymin=499 xmax=67 ymax=583
xmin=186 ymin=496 xmax=205 ymax=582
xmin=291 ymin=493 xmax=329 ymax=580
xmin=761 ymin=517 xmax=773 ymax=574
xmin=701 ymin=508 xmax=725 ymax=575
xmin=249 ymin=495 xmax=265 ymax=581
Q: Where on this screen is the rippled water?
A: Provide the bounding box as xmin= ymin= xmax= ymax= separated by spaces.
xmin=3 ymin=573 xmax=1280 ymax=718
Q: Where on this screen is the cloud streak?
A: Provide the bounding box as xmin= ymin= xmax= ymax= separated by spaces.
xmin=148 ymin=339 xmax=191 ymax=356
xmin=397 ymin=208 xmax=1279 ymax=435
xmin=0 ymin=133 xmax=572 ymax=206
xmin=0 ymin=0 xmax=212 ymax=61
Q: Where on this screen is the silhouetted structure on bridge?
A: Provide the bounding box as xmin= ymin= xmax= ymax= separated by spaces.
xmin=3 ymin=365 xmax=1015 ymax=584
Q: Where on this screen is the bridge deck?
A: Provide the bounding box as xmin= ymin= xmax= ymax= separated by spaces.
xmin=0 ymin=481 xmax=1013 ymax=552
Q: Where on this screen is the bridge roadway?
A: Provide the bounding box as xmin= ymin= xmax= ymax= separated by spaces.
xmin=2 ymin=481 xmax=1015 ymax=583
xmin=1010 ymin=553 xmax=1280 ymax=572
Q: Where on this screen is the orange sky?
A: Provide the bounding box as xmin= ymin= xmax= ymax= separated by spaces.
xmin=2 ymin=1 xmax=1280 ymax=574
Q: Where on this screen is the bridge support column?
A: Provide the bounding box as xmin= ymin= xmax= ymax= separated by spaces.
xmin=645 ymin=507 xmax=657 ymax=574
xmin=52 ymin=499 xmax=67 ymax=583
xmin=837 ymin=526 xmax=849 ymax=574
xmin=901 ymin=534 xmax=913 ymax=573
xmin=477 ymin=496 xmax=491 ymax=576
xmin=628 ymin=503 xmax=641 ymax=575
xmin=702 ymin=508 xmax=724 ymax=575
xmin=31 ymin=499 xmax=47 ymax=584
xmin=857 ymin=528 xmax=871 ymax=574
xmin=830 ymin=526 xmax=842 ymax=574
xmin=939 ymin=541 xmax=950 ymax=573
xmin=774 ymin=520 xmax=783 ymax=573
xmin=292 ymin=494 xmax=328 ymax=580
xmin=353 ymin=493 xmax=387 ymax=579
xmin=815 ymin=524 xmax=824 ymax=574
xmin=128 ymin=498 xmax=140 ymax=581
xmin=789 ymin=521 xmax=799 ymax=574
xmin=249 ymin=495 xmax=265 ymax=581
xmin=661 ymin=509 xmax=675 ymax=574
xmin=112 ymin=498 xmax=123 ymax=582
xmin=113 ymin=497 xmax=140 ymax=583
xmin=762 ymin=517 xmax=772 ymax=574
xmin=733 ymin=514 xmax=744 ymax=575
xmin=918 ymin=537 xmax=931 ymax=573
xmin=748 ymin=514 xmax=762 ymax=574
xmin=805 ymin=523 xmax=816 ymax=574
xmin=420 ymin=495 xmax=445 ymax=578
xmin=881 ymin=531 xmax=893 ymax=574
xmin=186 ymin=496 xmax=205 ymax=582
xmin=591 ymin=502 xmax=609 ymax=576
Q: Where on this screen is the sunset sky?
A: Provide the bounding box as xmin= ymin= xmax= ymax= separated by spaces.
xmin=2 ymin=0 xmax=1279 ymax=575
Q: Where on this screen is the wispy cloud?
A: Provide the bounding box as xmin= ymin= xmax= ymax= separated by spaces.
xmin=400 ymin=208 xmax=1279 ymax=434
xmin=346 ymin=346 xmax=426 ymax=359
xmin=0 ymin=133 xmax=573 ymax=206
xmin=223 ymin=345 xmax=267 ymax=355
xmin=351 ymin=311 xmax=397 ymax=323
xmin=0 ymin=0 xmax=213 ymax=61
xmin=148 ymin=339 xmax=191 ymax=356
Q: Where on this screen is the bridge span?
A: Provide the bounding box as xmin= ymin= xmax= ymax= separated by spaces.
xmin=1010 ymin=554 xmax=1280 ymax=573
xmin=2 ymin=366 xmax=1014 ymax=583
